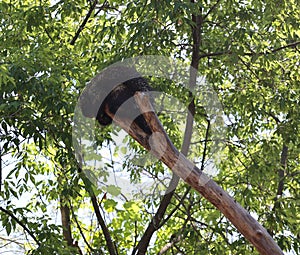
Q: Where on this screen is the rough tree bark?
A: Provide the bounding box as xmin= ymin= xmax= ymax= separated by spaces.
xmin=60 ymin=197 xmax=73 ymax=247
xmin=103 ymin=92 xmax=284 ymax=255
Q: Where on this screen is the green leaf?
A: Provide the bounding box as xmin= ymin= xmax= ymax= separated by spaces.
xmin=6 ymin=222 xmax=12 ymax=236
xmin=106 ymin=185 xmax=121 ymax=197
xmin=103 ymin=199 xmax=118 ymax=213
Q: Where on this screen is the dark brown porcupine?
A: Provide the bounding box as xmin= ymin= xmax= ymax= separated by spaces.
xmin=79 ymin=65 xmax=152 ymax=134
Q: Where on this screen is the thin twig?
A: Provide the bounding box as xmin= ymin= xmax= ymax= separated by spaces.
xmin=200 ymin=119 xmax=210 ymax=171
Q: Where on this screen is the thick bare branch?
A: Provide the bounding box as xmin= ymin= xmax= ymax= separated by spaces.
xmin=126 ymin=92 xmax=283 ymax=255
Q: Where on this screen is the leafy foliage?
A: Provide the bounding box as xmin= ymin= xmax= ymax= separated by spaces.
xmin=0 ymin=0 xmax=299 ymax=254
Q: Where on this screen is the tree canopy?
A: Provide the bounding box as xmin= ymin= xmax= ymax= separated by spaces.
xmin=0 ymin=0 xmax=299 ymax=254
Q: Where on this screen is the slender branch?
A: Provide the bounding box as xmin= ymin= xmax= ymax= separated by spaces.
xmin=273 ymin=144 xmax=288 ymax=208
xmin=160 ymin=186 xmax=191 ymax=227
xmin=271 ymin=41 xmax=300 ymax=53
xmin=199 ymin=51 xmax=229 ymax=59
xmin=44 ymin=28 xmax=55 ymax=44
xmin=268 ymin=111 xmax=281 ymax=124
xmin=238 ymin=55 xmax=261 ymax=81
xmin=198 ymin=41 xmax=300 ymax=59
xmin=267 ymin=143 xmax=288 ymax=236
xmin=0 ymin=145 xmax=2 ymax=192
xmin=70 ymin=0 xmax=101 ymax=45
xmin=69 ymin=201 xmax=95 ymax=253
xmin=0 ymin=235 xmax=24 ymax=246
xmin=131 ymin=177 xmax=179 ymax=255
xmin=132 ymin=4 xmax=202 ymax=254
xmin=80 ymin=172 xmax=117 ymax=255
xmin=202 ymin=0 xmax=222 ymax=21
xmin=159 ymin=207 xmax=192 ymax=255
xmin=0 ymin=207 xmax=40 ymax=246
xmin=200 ymin=120 xmax=210 ymax=171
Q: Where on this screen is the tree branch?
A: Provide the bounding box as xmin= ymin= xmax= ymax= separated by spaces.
xmin=83 ymin=68 xmax=284 ymax=254
xmin=158 ymin=235 xmax=182 ymax=255
xmin=60 ymin=196 xmax=73 ymax=246
xmin=200 ymin=120 xmax=210 ymax=171
xmin=131 ymin=175 xmax=179 ymax=255
xmin=70 ymin=0 xmax=103 ymax=45
xmin=132 ymin=5 xmax=202 ymax=254
xmin=202 ymin=0 xmax=222 ymax=21
xmin=129 ymin=92 xmax=284 ymax=255
xmin=274 ymin=144 xmax=288 ymax=208
xmin=271 ymin=41 xmax=300 ymax=53
xmin=159 ymin=186 xmax=191 ymax=227
xmin=69 ymin=200 xmax=95 ymax=253
xmin=0 ymin=207 xmax=40 ymax=246
xmin=198 ymin=41 xmax=300 ymax=59
xmin=0 ymin=145 xmax=2 ymax=192
xmin=80 ymin=172 xmax=117 ymax=255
